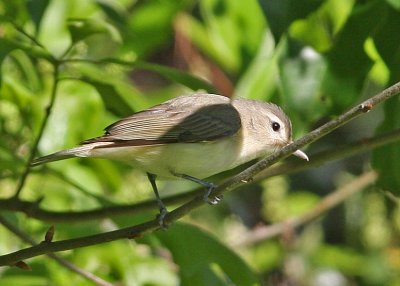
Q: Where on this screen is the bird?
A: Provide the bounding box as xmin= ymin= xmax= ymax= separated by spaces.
xmin=31 ymin=93 xmax=308 ymax=226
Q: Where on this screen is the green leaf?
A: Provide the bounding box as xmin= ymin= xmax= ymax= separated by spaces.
xmin=322 ymin=0 xmax=385 ymax=112
xmin=179 ymin=0 xmax=266 ymax=75
xmin=372 ymin=98 xmax=400 ymax=192
xmin=11 ymin=50 xmax=42 ymax=92
xmin=0 ymin=38 xmax=53 ymax=62
xmin=372 ymin=4 xmax=400 ymax=81
xmin=154 ymin=223 xmax=259 ymax=286
xmin=371 ymin=5 xmax=400 ymax=192
xmin=67 ymin=18 xmax=121 ymax=45
xmin=314 ymin=245 xmax=365 ymax=275
xmin=234 ymin=31 xmax=280 ymax=101
xmin=26 ymin=0 xmax=50 ymax=32
xmin=80 ymin=76 xmax=134 ymax=118
xmin=125 ymin=0 xmax=192 ymax=57
xmin=95 ymin=0 xmax=128 ymax=25
xmin=135 ymin=61 xmax=217 ymax=93
xmin=386 ymin=0 xmax=400 ymax=10
xmin=279 ymin=39 xmax=328 ymax=126
xmin=258 ymin=0 xmax=324 ymax=40
xmin=87 ymin=58 xmax=216 ymax=93
xmin=0 ymin=39 xmax=16 ymax=87
xmin=289 ymin=0 xmax=355 ymax=52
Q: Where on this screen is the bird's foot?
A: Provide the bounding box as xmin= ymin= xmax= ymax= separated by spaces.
xmin=203 ymin=183 xmax=223 ymax=205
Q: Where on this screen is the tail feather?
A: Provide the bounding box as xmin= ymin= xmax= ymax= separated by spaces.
xmin=31 ymin=145 xmax=96 ymax=167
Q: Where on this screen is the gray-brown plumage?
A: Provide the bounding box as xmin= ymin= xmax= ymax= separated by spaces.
xmin=32 ymin=93 xmax=307 ymax=225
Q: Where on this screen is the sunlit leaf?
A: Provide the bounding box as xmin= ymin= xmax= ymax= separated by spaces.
xmin=372 ymin=4 xmax=400 ymax=81
xmin=290 ymin=0 xmax=355 ymax=52
xmin=234 ymin=31 xmax=279 ymax=101
xmin=258 ymin=0 xmax=324 ymax=40
xmin=386 ymin=0 xmax=400 ymax=10
xmin=371 ymin=4 xmax=400 ymax=192
xmin=179 ymin=0 xmax=266 ymax=75
xmin=322 ymin=0 xmax=385 ymax=112
xmin=0 ymin=39 xmax=16 ymax=86
xmin=67 ymin=18 xmax=121 ymax=44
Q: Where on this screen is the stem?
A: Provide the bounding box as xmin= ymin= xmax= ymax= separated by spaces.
xmin=13 ymin=65 xmax=60 ymax=198
xmin=12 ymin=22 xmax=47 ymax=51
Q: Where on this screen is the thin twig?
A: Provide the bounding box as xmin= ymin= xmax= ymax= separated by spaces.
xmin=12 ymin=22 xmax=47 ymax=51
xmin=380 ymin=190 xmax=400 ymax=204
xmin=234 ymin=171 xmax=378 ymax=246
xmin=0 ymin=82 xmax=399 ymax=266
xmin=13 ymin=66 xmax=60 ymax=198
xmin=0 ymin=216 xmax=115 ymax=286
xmin=1 ymin=128 xmax=399 ymax=222
xmin=0 ymin=190 xmax=195 ymax=222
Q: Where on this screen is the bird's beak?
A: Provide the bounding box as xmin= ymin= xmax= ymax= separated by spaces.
xmin=287 ymin=141 xmax=309 ymax=161
xmin=292 ymin=149 xmax=309 ymax=161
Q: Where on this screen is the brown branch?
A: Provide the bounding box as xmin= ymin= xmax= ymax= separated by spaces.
xmin=0 ymin=81 xmax=399 ymax=266
xmin=234 ymin=171 xmax=378 ymax=246
xmin=1 ymin=128 xmax=399 ymax=223
xmin=0 ymin=190 xmax=195 ymax=222
xmin=0 ymin=216 xmax=115 ymax=286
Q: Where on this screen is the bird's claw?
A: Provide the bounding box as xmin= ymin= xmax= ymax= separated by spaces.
xmin=206 ymin=195 xmax=223 ymax=205
xmin=203 ymin=183 xmax=223 ymax=205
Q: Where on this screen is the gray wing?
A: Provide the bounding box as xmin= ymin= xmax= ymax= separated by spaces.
xmin=82 ymin=94 xmax=242 ymax=147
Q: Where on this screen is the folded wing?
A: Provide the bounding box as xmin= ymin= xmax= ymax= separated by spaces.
xmin=82 ymin=94 xmax=242 ymax=147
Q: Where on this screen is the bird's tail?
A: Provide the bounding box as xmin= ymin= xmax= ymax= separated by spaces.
xmin=31 ymin=145 xmax=96 ymax=167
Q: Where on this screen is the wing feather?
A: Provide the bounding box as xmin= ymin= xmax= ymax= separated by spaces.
xmin=81 ymin=94 xmax=241 ymax=147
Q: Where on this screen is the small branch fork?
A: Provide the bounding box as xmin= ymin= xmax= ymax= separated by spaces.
xmin=1 ymin=81 xmax=400 ymax=267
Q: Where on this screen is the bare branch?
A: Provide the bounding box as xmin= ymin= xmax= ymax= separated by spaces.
xmin=0 ymin=216 xmax=115 ymax=286
xmin=234 ymin=171 xmax=378 ymax=246
xmin=1 ymin=128 xmax=399 ymax=222
xmin=0 ymin=81 xmax=399 ymax=266
xmin=0 ymin=190 xmax=195 ymax=222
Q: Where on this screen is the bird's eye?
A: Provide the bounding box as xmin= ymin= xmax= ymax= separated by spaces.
xmin=272 ymin=122 xmax=280 ymax=131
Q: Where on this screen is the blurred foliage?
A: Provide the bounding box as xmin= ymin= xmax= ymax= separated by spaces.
xmin=0 ymin=0 xmax=400 ymax=285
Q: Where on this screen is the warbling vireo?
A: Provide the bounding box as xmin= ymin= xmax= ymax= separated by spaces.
xmin=32 ymin=93 xmax=308 ymax=225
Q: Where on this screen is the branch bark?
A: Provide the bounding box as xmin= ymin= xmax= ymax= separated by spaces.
xmin=0 ymin=81 xmax=399 ymax=266
xmin=1 ymin=128 xmax=399 ymax=222
xmin=0 ymin=216 xmax=115 ymax=286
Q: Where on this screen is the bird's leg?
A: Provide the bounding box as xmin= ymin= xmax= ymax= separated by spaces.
xmin=174 ymin=173 xmax=222 ymax=205
xmin=147 ymin=173 xmax=168 ymax=228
